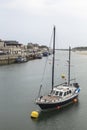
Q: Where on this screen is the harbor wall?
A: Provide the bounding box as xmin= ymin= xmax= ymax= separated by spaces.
xmin=0 ymin=55 xmax=18 ymax=65
xmin=0 ymin=53 xmax=39 ymax=65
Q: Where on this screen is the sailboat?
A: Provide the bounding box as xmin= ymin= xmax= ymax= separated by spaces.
xmin=35 ymin=26 xmax=80 ymax=110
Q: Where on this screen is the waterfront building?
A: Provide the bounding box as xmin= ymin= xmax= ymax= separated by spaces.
xmin=0 ymin=40 xmax=27 ymax=56
xmin=0 ymin=40 xmax=5 ymax=47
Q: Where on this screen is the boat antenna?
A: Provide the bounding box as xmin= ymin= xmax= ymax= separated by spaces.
xmin=52 ymin=26 xmax=56 ymax=90
xmin=68 ymin=46 xmax=71 ymax=86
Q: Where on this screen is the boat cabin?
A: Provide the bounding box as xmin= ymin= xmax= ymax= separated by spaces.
xmin=51 ymin=86 xmax=72 ymax=98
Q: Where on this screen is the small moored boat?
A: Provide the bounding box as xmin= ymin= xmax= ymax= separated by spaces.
xmin=15 ymin=56 xmax=27 ymax=63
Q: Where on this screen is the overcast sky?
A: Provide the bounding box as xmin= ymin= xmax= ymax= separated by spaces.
xmin=0 ymin=0 xmax=87 ymax=48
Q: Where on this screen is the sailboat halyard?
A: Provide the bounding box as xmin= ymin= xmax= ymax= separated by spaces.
xmin=35 ymin=26 xmax=80 ymax=110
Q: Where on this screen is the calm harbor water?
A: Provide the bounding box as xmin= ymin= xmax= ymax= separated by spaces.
xmin=0 ymin=51 xmax=87 ymax=130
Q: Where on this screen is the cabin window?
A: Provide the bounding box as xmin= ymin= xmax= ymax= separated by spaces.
xmin=67 ymin=91 xmax=69 ymax=95
xmin=59 ymin=92 xmax=63 ymax=97
xmin=55 ymin=91 xmax=59 ymax=96
xmin=64 ymin=92 xmax=67 ymax=96
xmin=69 ymin=90 xmax=71 ymax=94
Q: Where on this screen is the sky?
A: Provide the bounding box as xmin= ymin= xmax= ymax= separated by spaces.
xmin=0 ymin=0 xmax=87 ymax=48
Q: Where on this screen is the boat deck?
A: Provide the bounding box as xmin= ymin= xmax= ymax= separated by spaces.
xmin=40 ymin=95 xmax=61 ymax=102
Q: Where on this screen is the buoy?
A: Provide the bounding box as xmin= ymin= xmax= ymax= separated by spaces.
xmin=31 ymin=111 xmax=39 ymax=118
xmin=61 ymin=74 xmax=65 ymax=79
xmin=73 ymin=98 xmax=78 ymax=103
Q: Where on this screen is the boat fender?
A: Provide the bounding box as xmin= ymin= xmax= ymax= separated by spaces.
xmin=56 ymin=106 xmax=61 ymax=109
xmin=73 ymin=98 xmax=78 ymax=103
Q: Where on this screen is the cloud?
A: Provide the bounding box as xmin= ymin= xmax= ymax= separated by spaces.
xmin=1 ymin=0 xmax=87 ymax=17
xmin=0 ymin=0 xmax=44 ymax=15
xmin=63 ymin=0 xmax=87 ymax=17
xmin=1 ymin=0 xmax=87 ymax=47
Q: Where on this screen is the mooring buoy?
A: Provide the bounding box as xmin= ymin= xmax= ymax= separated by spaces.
xmin=31 ymin=111 xmax=39 ymax=118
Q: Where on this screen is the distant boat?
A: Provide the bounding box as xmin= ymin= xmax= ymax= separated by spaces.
xmin=35 ymin=53 xmax=43 ymax=59
xmin=15 ymin=56 xmax=27 ymax=63
xmin=43 ymin=51 xmax=49 ymax=57
xmin=0 ymin=51 xmax=7 ymax=55
xmin=35 ymin=26 xmax=80 ymax=110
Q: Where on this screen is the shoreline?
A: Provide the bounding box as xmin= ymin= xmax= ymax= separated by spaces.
xmin=74 ymin=50 xmax=87 ymax=55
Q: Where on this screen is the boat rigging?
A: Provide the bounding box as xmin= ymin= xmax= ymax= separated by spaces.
xmin=35 ymin=26 xmax=80 ymax=110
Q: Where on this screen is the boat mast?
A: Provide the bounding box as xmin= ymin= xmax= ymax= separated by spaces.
xmin=68 ymin=46 xmax=71 ymax=86
xmin=52 ymin=26 xmax=55 ymax=90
